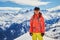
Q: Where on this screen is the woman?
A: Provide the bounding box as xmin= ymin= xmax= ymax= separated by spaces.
xmin=29 ymin=7 xmax=45 ymax=40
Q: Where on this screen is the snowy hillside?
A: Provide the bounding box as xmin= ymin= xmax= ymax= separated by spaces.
xmin=14 ymin=32 xmax=56 ymax=40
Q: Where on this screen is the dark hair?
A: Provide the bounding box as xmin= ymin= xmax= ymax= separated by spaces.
xmin=34 ymin=7 xmax=40 ymax=11
xmin=32 ymin=7 xmax=42 ymax=19
xmin=32 ymin=12 xmax=42 ymax=19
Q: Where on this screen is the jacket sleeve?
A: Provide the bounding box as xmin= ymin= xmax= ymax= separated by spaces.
xmin=40 ymin=16 xmax=45 ymax=33
xmin=29 ymin=17 xmax=33 ymax=33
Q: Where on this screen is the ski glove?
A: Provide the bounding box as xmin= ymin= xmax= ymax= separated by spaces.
xmin=41 ymin=33 xmax=44 ymax=36
xmin=30 ymin=33 xmax=33 ymax=36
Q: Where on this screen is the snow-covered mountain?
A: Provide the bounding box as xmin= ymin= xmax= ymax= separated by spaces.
xmin=0 ymin=7 xmax=60 ymax=40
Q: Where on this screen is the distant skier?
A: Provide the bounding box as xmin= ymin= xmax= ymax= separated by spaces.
xmin=29 ymin=7 xmax=45 ymax=40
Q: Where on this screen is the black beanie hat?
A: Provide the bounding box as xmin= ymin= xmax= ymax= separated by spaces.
xmin=34 ymin=7 xmax=40 ymax=10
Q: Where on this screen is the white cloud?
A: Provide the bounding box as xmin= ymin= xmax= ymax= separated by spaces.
xmin=0 ymin=7 xmax=22 ymax=13
xmin=0 ymin=0 xmax=50 ymax=6
xmin=10 ymin=0 xmax=50 ymax=6
xmin=0 ymin=7 xmax=22 ymax=10
xmin=47 ymin=6 xmax=60 ymax=11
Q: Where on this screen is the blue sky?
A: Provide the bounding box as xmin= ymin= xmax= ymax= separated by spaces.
xmin=0 ymin=0 xmax=60 ymax=10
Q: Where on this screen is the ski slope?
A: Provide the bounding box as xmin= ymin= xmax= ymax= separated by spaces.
xmin=14 ymin=32 xmax=56 ymax=40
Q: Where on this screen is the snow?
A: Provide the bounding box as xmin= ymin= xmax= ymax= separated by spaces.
xmin=23 ymin=11 xmax=34 ymax=20
xmin=14 ymin=32 xmax=56 ymax=40
xmin=12 ymin=14 xmax=25 ymax=23
xmin=47 ymin=6 xmax=60 ymax=11
xmin=42 ymin=14 xmax=52 ymax=20
xmin=45 ymin=22 xmax=60 ymax=40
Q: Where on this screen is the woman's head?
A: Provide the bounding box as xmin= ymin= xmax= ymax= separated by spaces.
xmin=34 ymin=7 xmax=40 ymax=14
xmin=33 ymin=7 xmax=42 ymax=18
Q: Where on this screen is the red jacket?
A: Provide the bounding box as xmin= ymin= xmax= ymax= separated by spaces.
xmin=30 ymin=14 xmax=45 ymax=33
